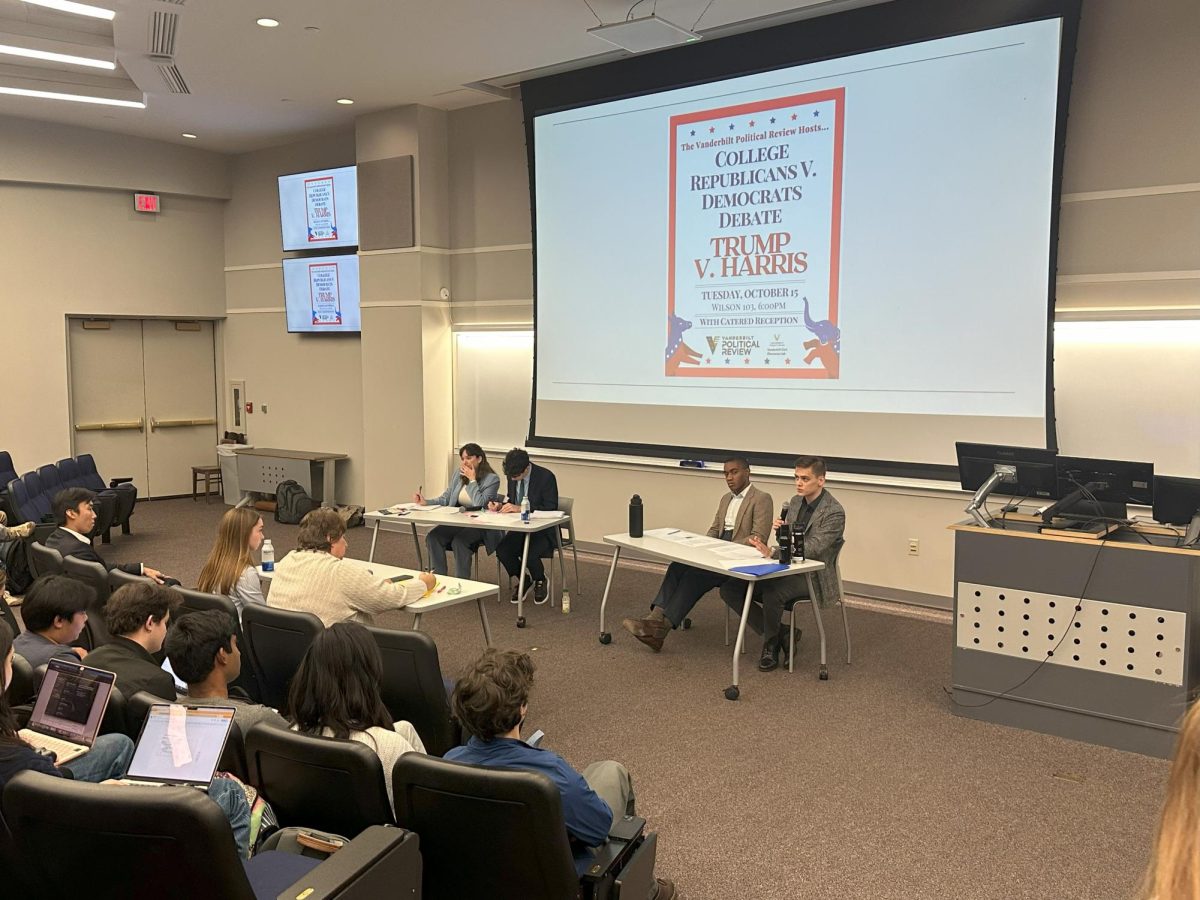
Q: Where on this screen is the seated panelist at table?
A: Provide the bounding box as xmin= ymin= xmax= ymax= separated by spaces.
xmin=414 ymin=443 xmax=502 ymax=578
xmin=623 ymin=457 xmax=773 ymax=652
xmin=719 ymin=455 xmax=846 ymax=672
xmin=490 ymin=448 xmax=559 ymax=604
xmin=268 ymin=508 xmax=435 ymax=627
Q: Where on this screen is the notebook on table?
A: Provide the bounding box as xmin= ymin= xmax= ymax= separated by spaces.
xmin=18 ymin=657 xmax=115 ymax=765
xmin=119 ymin=704 xmax=236 ymax=790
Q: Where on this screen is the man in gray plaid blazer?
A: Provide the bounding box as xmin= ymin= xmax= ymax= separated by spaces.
xmin=720 ymin=456 xmax=845 ymax=671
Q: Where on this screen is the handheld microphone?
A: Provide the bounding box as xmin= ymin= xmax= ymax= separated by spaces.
xmin=776 ymin=500 xmax=792 ymax=564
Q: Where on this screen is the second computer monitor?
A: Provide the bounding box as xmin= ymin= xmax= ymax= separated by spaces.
xmin=1153 ymin=475 xmax=1200 ymax=526
xmin=1056 ymin=456 xmax=1154 ymax=507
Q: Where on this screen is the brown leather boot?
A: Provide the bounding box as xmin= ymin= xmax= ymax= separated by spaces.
xmin=621 ymin=614 xmax=671 ymax=652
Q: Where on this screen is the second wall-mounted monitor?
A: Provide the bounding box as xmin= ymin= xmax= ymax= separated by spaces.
xmin=278 ymin=165 xmax=359 ymax=250
xmin=282 ymin=255 xmax=361 ymax=334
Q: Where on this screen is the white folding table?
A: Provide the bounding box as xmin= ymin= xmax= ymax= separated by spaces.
xmin=258 ymin=558 xmax=496 ymax=646
xmin=597 ymin=530 xmax=826 ymax=700
xmin=363 ymin=506 xmax=570 ymax=628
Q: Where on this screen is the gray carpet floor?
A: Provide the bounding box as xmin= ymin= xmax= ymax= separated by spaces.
xmin=90 ymin=498 xmax=1168 ymax=899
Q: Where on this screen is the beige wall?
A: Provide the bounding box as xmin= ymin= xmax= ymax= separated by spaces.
xmin=1 ymin=118 xmax=228 ymax=469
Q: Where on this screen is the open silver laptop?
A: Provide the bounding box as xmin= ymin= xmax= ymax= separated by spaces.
xmin=18 ymin=658 xmax=115 ymax=765
xmin=119 ymin=704 xmax=235 ymax=790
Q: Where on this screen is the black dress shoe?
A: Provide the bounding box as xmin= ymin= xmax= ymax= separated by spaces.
xmin=533 ymin=580 xmax=548 ymax=604
xmin=758 ymin=647 xmax=780 ymax=672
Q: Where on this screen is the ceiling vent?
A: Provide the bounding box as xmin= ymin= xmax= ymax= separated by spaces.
xmin=148 ymin=10 xmax=179 ymax=59
xmin=157 ymin=63 xmax=189 ymax=93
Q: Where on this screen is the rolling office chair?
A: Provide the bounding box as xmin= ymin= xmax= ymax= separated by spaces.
xmin=245 ymin=723 xmax=395 ymax=838
xmin=545 ymin=495 xmax=582 ymax=605
xmin=2 ymin=772 xmax=419 ymax=900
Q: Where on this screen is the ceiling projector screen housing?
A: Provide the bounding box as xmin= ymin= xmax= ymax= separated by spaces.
xmin=282 ymin=254 xmax=361 ymax=334
xmin=278 ymin=165 xmax=359 ymax=251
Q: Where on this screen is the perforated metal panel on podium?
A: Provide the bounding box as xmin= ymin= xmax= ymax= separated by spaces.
xmin=232 ymin=447 xmax=348 ymax=508
xmin=950 ymin=523 xmax=1200 ymax=758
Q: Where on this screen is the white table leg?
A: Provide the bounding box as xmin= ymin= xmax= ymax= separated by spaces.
xmin=321 ymin=459 xmax=337 ymax=508
xmin=411 ymin=612 xmax=423 ymax=632
xmin=368 ymin=520 xmax=381 ymax=563
xmin=598 ymin=547 xmax=622 ymax=643
xmin=477 ymin=598 xmax=494 ymax=647
xmin=516 ymin=532 xmax=531 ymax=628
xmin=727 ymin=581 xmax=756 ymax=700
xmin=806 ymin=572 xmax=829 ymax=681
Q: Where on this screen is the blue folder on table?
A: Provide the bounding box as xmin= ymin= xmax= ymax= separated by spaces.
xmin=728 ymin=562 xmax=789 ymax=576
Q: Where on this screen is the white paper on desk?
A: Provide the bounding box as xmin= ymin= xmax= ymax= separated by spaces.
xmin=528 ymin=510 xmax=565 ymax=520
xmin=712 ymin=544 xmax=764 ymax=560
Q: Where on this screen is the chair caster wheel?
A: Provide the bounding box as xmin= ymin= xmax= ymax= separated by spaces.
xmin=819 ymin=667 xmax=829 ymax=681
xmin=517 ymin=617 xmax=526 ymax=629
xmin=599 ymin=632 xmax=612 ymax=645
xmin=724 ymin=686 xmax=739 ymax=701
xmin=682 ymin=617 xmax=692 ymax=630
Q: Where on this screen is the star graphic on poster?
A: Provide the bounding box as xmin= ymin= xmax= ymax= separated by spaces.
xmin=748 ymin=119 xmax=755 ymax=127
xmin=813 ymin=110 xmax=820 ymax=117
xmin=725 ymin=358 xmax=730 ymax=365
xmin=764 ymin=358 xmax=771 ymax=365
xmin=690 ymin=130 xmax=696 ymax=137
xmin=709 ymin=126 xmax=715 ymax=133
xmin=729 ymin=123 xmax=735 ymax=131
xmin=791 ymin=113 xmax=798 ymax=121
xmin=705 ymin=357 xmax=712 ymax=364
xmin=770 ymin=117 xmax=776 ymax=124
xmin=785 ymin=358 xmax=792 ymax=365
xmin=743 ymin=358 xmax=750 ymax=365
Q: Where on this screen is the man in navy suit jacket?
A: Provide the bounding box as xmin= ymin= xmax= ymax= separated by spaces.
xmin=488 ymin=448 xmax=559 ymax=603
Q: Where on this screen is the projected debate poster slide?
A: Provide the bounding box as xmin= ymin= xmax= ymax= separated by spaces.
xmin=304 ymin=175 xmax=339 ymax=243
xmin=667 ymin=89 xmax=844 ymax=380
xmin=306 ymin=261 xmax=343 ymax=326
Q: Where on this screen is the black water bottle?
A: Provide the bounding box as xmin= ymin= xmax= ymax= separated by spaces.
xmin=629 ymin=495 xmax=643 ymax=538
xmin=777 ymin=522 xmax=792 ymax=564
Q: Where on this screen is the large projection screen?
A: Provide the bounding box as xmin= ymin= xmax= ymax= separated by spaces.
xmin=523 ymin=0 xmax=1080 ymax=478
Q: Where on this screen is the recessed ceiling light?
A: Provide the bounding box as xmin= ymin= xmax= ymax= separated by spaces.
xmin=0 ymin=43 xmax=115 ymax=69
xmin=181 ymin=132 xmax=197 ymax=139
xmin=304 ymin=26 xmax=320 ymax=32
xmin=20 ymin=0 xmax=115 ymax=21
xmin=256 ymin=17 xmax=279 ymax=27
xmin=335 ymin=97 xmax=354 ymax=105
xmin=0 ymin=84 xmax=144 ymax=108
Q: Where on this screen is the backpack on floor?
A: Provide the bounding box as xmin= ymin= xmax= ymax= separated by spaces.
xmin=274 ymin=480 xmax=315 ymax=525
xmin=333 ymin=504 xmax=366 ymax=529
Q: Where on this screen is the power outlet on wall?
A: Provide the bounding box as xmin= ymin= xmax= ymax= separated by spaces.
xmin=907 ymin=538 xmax=920 ymax=556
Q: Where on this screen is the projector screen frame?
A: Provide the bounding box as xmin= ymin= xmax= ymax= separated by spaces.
xmin=520 ymin=0 xmax=1079 ymax=481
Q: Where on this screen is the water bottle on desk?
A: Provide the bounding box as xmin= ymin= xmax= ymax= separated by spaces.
xmin=629 ymin=495 xmax=643 ymax=538
xmin=520 ymin=496 xmax=530 ymax=523
xmin=261 ymin=539 xmax=275 ymax=573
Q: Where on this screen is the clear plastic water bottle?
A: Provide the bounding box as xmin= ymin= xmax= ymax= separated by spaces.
xmin=261 ymin=538 xmax=275 ymax=572
xmin=520 ymin=496 xmax=531 ymax=523
xmin=561 ymin=588 xmax=571 ymax=614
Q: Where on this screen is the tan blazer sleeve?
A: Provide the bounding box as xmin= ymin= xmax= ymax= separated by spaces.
xmin=746 ymin=488 xmax=774 ymax=544
xmin=707 ymin=495 xmax=729 ymax=538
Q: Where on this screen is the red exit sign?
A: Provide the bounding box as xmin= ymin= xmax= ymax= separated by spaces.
xmin=134 ymin=192 xmax=160 ymax=213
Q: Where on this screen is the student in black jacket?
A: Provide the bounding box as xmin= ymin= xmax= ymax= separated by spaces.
xmin=489 ymin=448 xmax=559 ymax=604
xmin=85 ymin=582 xmax=180 ymax=701
xmin=44 ymin=488 xmax=175 ymax=584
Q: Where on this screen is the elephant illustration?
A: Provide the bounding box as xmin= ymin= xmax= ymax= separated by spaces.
xmin=803 ymin=297 xmax=840 ymax=353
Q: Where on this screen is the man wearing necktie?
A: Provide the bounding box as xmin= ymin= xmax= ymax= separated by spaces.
xmin=622 ymin=457 xmax=773 ymax=652
xmin=490 ymin=448 xmax=560 ymax=604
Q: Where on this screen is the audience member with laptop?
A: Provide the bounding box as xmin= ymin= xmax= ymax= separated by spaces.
xmin=86 ymin=582 xmax=181 ymax=700
xmin=12 ymin=574 xmax=92 ymax=667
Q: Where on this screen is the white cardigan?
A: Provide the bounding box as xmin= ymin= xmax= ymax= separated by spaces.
xmin=267 ymin=550 xmax=425 ymax=627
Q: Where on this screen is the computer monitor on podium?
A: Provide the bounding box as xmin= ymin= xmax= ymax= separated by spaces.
xmin=1041 ymin=456 xmax=1154 ymax=524
xmin=955 ymin=443 xmax=1058 ymax=528
xmin=1153 ymin=475 xmax=1200 ymax=546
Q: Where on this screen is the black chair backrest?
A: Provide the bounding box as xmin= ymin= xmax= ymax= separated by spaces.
xmin=240 ymin=604 xmax=323 ymax=711
xmin=28 ymin=541 xmax=64 ymax=578
xmin=245 ymin=723 xmax=394 ymax=837
xmin=62 ymin=556 xmax=112 ymax=648
xmin=109 ymin=567 xmax=153 ymax=591
xmin=171 ymin=586 xmax=263 ymax=703
xmin=392 ymin=753 xmax=579 ymax=900
xmin=56 ymin=457 xmax=85 ymax=488
xmin=125 ymin=692 xmax=249 ymax=781
xmin=99 ymin=688 xmax=130 ymax=737
xmin=0 ymin=595 xmax=21 ymax=640
xmin=366 ymin=626 xmax=458 ymax=756
xmin=2 ymin=771 xmax=257 ymax=900
xmin=5 ymin=653 xmax=34 ymax=705
xmin=0 ymin=450 xmax=16 ymax=487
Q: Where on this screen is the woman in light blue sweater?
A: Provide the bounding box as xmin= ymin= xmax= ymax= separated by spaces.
xmin=414 ymin=443 xmax=501 ymax=577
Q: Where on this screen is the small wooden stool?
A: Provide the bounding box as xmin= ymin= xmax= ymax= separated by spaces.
xmin=191 ymin=465 xmax=223 ymax=503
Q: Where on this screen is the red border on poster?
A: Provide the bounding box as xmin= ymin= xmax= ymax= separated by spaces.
xmin=304 ymin=175 xmax=339 ymax=243
xmin=308 ymin=261 xmax=343 ymax=326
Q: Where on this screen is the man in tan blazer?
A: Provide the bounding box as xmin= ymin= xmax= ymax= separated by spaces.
xmin=622 ymin=457 xmax=773 ymax=652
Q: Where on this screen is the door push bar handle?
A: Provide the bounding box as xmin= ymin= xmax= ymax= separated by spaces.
xmin=75 ymin=418 xmax=144 ymax=432
xmin=149 ymin=417 xmax=217 ymax=432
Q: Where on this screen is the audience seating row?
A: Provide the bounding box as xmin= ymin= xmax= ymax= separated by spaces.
xmin=1 ymin=450 xmax=136 ymax=543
